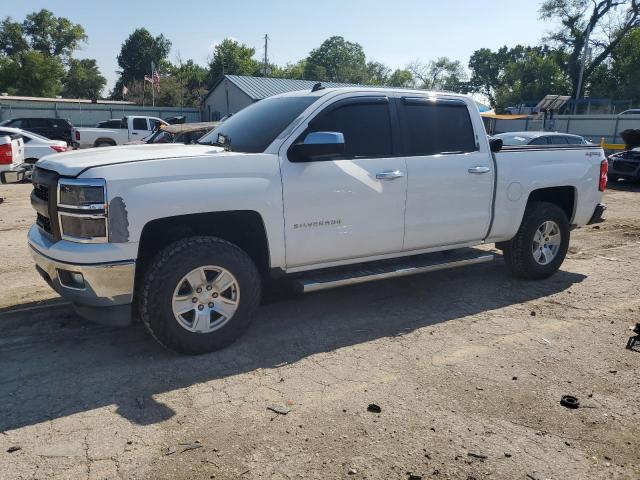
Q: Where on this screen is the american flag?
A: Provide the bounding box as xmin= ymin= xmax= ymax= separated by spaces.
xmin=144 ymin=74 xmax=153 ymax=84
xmin=152 ymin=70 xmax=160 ymax=92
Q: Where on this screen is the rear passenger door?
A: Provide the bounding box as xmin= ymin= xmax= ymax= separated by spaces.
xmin=399 ymin=97 xmax=494 ymax=250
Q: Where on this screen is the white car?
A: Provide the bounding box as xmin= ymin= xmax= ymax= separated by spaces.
xmin=0 ymin=126 xmax=67 ymax=164
xmin=21 ymin=87 xmax=607 ymax=354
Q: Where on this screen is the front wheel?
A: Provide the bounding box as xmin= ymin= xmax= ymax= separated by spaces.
xmin=139 ymin=236 xmax=262 ymax=354
xmin=503 ymin=201 xmax=570 ymax=280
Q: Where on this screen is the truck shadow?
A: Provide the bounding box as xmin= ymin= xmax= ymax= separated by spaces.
xmin=0 ymin=260 xmax=585 ymax=432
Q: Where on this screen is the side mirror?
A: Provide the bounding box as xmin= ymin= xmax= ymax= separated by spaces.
xmin=489 ymin=138 xmax=503 ymax=153
xmin=289 ymin=131 xmax=345 ymax=162
xmin=1 ymin=169 xmax=26 ymax=184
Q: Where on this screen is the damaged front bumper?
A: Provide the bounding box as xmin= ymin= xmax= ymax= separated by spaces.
xmin=28 ymin=225 xmax=136 ymax=326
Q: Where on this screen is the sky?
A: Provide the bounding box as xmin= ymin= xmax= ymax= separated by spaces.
xmin=5 ymin=0 xmax=559 ymax=93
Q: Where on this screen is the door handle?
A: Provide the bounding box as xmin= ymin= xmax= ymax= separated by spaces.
xmin=468 ymin=166 xmax=491 ymax=174
xmin=376 ymin=170 xmax=404 ymax=180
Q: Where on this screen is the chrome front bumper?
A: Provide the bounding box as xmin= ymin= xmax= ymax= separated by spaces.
xmin=29 ymin=244 xmax=135 ymax=308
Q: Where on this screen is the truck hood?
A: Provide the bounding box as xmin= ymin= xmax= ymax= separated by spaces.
xmin=37 ymin=143 xmax=225 ymax=177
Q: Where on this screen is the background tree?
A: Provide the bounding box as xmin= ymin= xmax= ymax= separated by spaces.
xmin=63 ymin=58 xmax=106 ymax=99
xmin=387 ymin=69 xmax=414 ymax=87
xmin=304 ymin=36 xmax=366 ymax=83
xmin=0 ymin=9 xmax=93 ymax=97
xmin=206 ymin=38 xmax=261 ymax=86
xmin=408 ymin=57 xmax=468 ymax=92
xmin=116 ymin=28 xmax=171 ymax=85
xmin=540 ymin=0 xmax=640 ymax=97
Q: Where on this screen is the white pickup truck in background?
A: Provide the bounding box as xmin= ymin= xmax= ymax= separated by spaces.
xmin=20 ymin=86 xmax=607 ymax=354
xmin=71 ymin=115 xmax=167 ymax=148
xmin=0 ymin=133 xmax=25 ymax=175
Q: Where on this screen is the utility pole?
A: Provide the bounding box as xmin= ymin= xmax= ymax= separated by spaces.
xmin=263 ymin=34 xmax=269 ymax=76
xmin=574 ymin=23 xmax=591 ymax=114
xmin=151 ymin=61 xmax=155 ymax=108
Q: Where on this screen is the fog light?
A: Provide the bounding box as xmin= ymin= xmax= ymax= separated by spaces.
xmin=57 ymin=269 xmax=85 ymax=289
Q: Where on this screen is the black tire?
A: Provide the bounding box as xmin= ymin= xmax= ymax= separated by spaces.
xmin=139 ymin=236 xmax=262 ymax=354
xmin=503 ymin=201 xmax=570 ymax=280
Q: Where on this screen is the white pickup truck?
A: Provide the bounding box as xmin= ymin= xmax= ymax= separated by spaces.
xmin=71 ymin=115 xmax=167 ymax=148
xmin=0 ymin=133 xmax=25 ymax=176
xmin=18 ymin=87 xmax=607 ymax=354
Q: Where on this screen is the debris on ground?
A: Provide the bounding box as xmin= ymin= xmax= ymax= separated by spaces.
xmin=560 ymin=395 xmax=580 ymax=409
xmin=467 ymin=452 xmax=488 ymax=460
xmin=178 ymin=441 xmax=203 ymax=453
xmin=366 ymin=403 xmax=382 ymax=413
xmin=348 ymin=468 xmax=357 ymax=475
xmin=504 ymin=452 xmax=512 ymax=458
xmin=408 ymin=474 xmax=423 ymax=480
xmin=267 ymin=405 xmax=290 ymax=415
xmin=6 ymin=446 xmax=21 ymax=453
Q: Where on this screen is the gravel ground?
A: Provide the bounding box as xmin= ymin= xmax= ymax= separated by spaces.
xmin=0 ymin=182 xmax=639 ymax=480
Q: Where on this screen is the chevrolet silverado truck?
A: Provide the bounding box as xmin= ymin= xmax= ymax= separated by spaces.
xmin=17 ymin=87 xmax=608 ymax=354
xmin=71 ymin=115 xmax=167 ymax=148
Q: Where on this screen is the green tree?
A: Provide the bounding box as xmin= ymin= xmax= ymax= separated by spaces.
xmin=540 ymin=0 xmax=640 ymax=98
xmin=63 ymin=58 xmax=106 ymax=99
xmin=609 ymin=27 xmax=640 ymax=102
xmin=271 ymin=60 xmax=307 ymax=80
xmin=207 ymin=38 xmax=261 ymax=85
xmin=22 ymin=9 xmax=86 ymax=57
xmin=0 ymin=9 xmax=90 ymax=97
xmin=387 ymin=69 xmax=414 ymax=88
xmin=304 ymin=36 xmax=366 ymax=83
xmin=493 ymin=47 xmax=571 ymax=111
xmin=116 ymin=28 xmax=171 ymax=84
xmin=364 ymin=61 xmax=391 ymax=85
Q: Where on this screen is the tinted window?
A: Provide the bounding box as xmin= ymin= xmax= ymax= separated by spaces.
xmin=401 ymin=100 xmax=476 ymax=156
xmin=132 ymin=118 xmax=148 ymax=130
xmin=529 ymin=137 xmax=549 ymax=145
xmin=9 ymin=119 xmax=26 ymax=128
xmin=549 ymin=136 xmax=569 ymax=144
xmin=29 ymin=119 xmax=50 ymax=127
xmin=308 ymin=100 xmax=392 ymax=158
xmin=199 ymin=95 xmax=319 ymax=153
xmin=565 ymin=136 xmax=583 ymax=145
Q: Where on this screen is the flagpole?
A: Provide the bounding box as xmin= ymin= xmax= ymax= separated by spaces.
xmin=151 ymin=62 xmax=155 ymax=108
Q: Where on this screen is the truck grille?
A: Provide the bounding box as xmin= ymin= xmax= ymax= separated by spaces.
xmin=33 ymin=183 xmax=49 ymax=202
xmin=30 ymin=167 xmax=60 ymax=240
xmin=36 ymin=213 xmax=52 ymax=234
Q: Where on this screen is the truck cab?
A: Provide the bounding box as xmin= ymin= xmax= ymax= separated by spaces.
xmin=72 ymin=116 xmax=167 ymax=148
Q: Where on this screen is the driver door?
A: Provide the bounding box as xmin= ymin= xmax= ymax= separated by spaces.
xmin=279 ymin=95 xmax=407 ymax=268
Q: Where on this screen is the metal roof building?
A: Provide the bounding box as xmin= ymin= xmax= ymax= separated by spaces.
xmin=202 ymin=75 xmax=366 ymax=121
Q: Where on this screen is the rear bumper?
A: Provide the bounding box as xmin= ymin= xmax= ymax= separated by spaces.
xmin=587 ymin=203 xmax=607 ymax=225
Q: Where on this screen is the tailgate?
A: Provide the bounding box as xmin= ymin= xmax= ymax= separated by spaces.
xmin=11 ymin=134 xmax=25 ymax=166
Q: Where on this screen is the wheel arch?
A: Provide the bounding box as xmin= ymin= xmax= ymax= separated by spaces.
xmin=135 ymin=210 xmax=272 ymax=292
xmin=93 ymin=137 xmax=116 ymax=147
xmin=526 ymin=185 xmax=577 ymax=224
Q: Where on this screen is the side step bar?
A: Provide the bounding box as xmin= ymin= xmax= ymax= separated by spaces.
xmin=294 ymin=248 xmax=494 ymax=293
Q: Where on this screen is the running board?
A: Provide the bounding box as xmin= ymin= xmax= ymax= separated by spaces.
xmin=294 ymin=248 xmax=495 ymax=293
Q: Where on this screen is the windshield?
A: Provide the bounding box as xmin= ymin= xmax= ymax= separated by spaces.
xmin=494 ymin=134 xmax=532 ymax=146
xmin=198 ymin=95 xmax=319 ymax=153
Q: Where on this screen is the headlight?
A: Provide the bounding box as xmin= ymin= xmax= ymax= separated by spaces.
xmin=57 ymin=178 xmax=108 ymax=243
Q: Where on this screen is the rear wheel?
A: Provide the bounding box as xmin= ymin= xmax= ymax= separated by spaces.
xmin=139 ymin=236 xmax=262 ymax=354
xmin=503 ymin=201 xmax=570 ymax=280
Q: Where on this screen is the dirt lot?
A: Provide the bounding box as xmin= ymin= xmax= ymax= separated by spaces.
xmin=0 ymin=182 xmax=639 ymax=480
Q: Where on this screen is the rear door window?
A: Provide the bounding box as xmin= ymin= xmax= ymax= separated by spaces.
xmin=132 ymin=118 xmax=148 ymax=131
xmin=28 ymin=119 xmax=49 ymax=128
xmin=529 ymin=137 xmax=549 ymax=146
xmin=549 ymin=136 xmax=569 ymax=145
xmin=307 ymin=99 xmax=393 ymax=158
xmin=399 ymin=99 xmax=476 ymax=156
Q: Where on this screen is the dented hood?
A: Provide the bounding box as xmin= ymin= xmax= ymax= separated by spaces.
xmin=37 ymin=143 xmax=225 ymax=177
